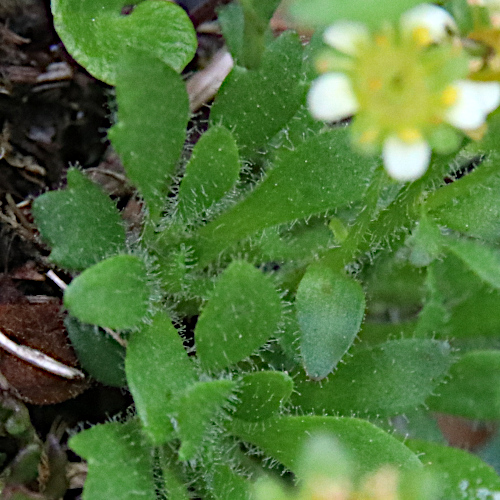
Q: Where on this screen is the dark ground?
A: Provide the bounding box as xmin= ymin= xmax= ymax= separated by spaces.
xmin=0 ymin=0 xmax=237 ymax=494
xmin=0 ymin=1 xmax=136 ymax=497
xmin=0 ymin=1 xmax=223 ymax=497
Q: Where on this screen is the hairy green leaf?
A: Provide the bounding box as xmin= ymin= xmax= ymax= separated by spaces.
xmin=210 ymin=31 xmax=304 ymax=157
xmin=427 ymin=350 xmax=500 ymax=420
xmin=109 ymin=49 xmax=189 ymax=221
xmin=217 ymin=3 xmax=245 ymax=63
xmin=445 ymin=236 xmax=500 ymax=291
xmin=194 ymin=128 xmax=375 ymax=264
xmin=209 ymin=463 xmax=252 ymax=500
xmin=408 ymin=214 xmax=443 ymax=268
xmin=230 ymin=416 xmax=422 ymax=478
xmin=32 ymin=168 xmax=125 ymax=271
xmin=414 ymin=265 xmax=449 ymax=339
xmin=407 ymin=440 xmax=500 ymax=500
xmin=65 ymin=316 xmax=126 ymax=387
xmin=426 ymin=159 xmax=500 ymax=243
xmin=51 ymin=0 xmax=196 ymax=84
xmin=233 ymin=371 xmax=294 ymax=421
xmin=292 ymin=339 xmax=452 ymax=417
xmin=431 ymin=254 xmax=500 ymax=339
xmin=240 ymin=0 xmax=282 ymax=24
xmin=126 ymin=311 xmax=197 ymax=444
xmin=256 ymin=221 xmax=333 ymax=262
xmin=296 ymin=264 xmax=365 ymax=379
xmin=64 ymin=255 xmax=151 ymax=329
xmin=69 ymin=420 xmax=155 ymax=500
xmin=239 ymin=0 xmax=283 ymax=68
xmin=177 ymin=126 xmax=240 ymax=221
xmin=160 ymin=462 xmax=190 ymax=500
xmin=174 ymin=380 xmax=236 ymax=461
xmin=195 ymin=261 xmax=282 ymax=372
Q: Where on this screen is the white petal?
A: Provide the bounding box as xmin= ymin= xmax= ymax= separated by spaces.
xmin=401 ymin=3 xmax=456 ymax=42
xmin=474 ymin=80 xmax=500 ymax=114
xmin=444 ymin=80 xmax=498 ymax=130
xmin=323 ymin=21 xmax=370 ymax=55
xmin=308 ymin=73 xmax=359 ymax=122
xmin=382 ymin=136 xmax=431 ymax=181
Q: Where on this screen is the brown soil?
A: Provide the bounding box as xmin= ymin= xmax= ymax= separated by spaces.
xmin=0 ymin=1 xmax=231 ymax=497
xmin=0 ymin=1 xmax=132 ymax=497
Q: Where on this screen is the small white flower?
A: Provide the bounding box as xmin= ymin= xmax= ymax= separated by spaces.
xmin=308 ymin=3 xmax=500 ymax=182
xmin=323 ymin=21 xmax=370 ymax=55
xmin=383 ymin=135 xmax=432 ymax=181
xmin=401 ymin=3 xmax=457 ymax=44
xmin=307 ymin=73 xmax=359 ymax=122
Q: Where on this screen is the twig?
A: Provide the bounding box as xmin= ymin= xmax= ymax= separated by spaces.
xmin=103 ymin=327 xmax=128 ymax=348
xmin=46 ymin=270 xmax=68 ymax=290
xmin=0 ymin=329 xmax=85 ymax=379
xmin=186 ymin=49 xmax=234 ymax=111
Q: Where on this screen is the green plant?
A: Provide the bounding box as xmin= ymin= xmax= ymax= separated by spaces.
xmin=29 ymin=0 xmax=500 ymax=498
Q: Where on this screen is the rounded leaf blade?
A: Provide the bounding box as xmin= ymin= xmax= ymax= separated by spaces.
xmin=108 ymin=49 xmax=189 ymax=220
xmin=230 ymin=416 xmax=422 ymax=477
xmin=52 ymin=0 xmax=197 ymax=84
xmin=195 ymin=260 xmax=282 ymax=372
xmin=296 ymin=264 xmax=365 ymax=379
xmin=69 ymin=420 xmax=156 ymax=500
xmin=126 ymin=311 xmax=197 ymax=444
xmin=32 ymin=168 xmax=126 ymax=271
xmin=64 ymin=255 xmax=151 ymax=330
xmin=177 ymin=125 xmax=240 ymax=221
xmin=233 ymin=371 xmax=294 ymax=421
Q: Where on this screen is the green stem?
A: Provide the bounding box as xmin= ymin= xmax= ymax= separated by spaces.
xmin=239 ymin=0 xmax=267 ymax=69
xmin=141 ymin=219 xmax=159 ymax=248
xmin=157 ymin=446 xmax=190 ymax=500
xmin=319 ymin=166 xmax=388 ymax=271
xmin=320 ymin=156 xmax=453 ymax=272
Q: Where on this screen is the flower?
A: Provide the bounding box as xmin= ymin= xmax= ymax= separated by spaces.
xmin=308 ymin=3 xmax=500 ymax=181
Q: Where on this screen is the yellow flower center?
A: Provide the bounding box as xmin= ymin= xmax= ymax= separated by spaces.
xmin=359 ymin=128 xmax=379 ymax=144
xmin=368 ymin=78 xmax=383 ymax=91
xmin=375 ymin=34 xmax=390 ymax=47
xmin=342 ymin=25 xmax=470 ymax=150
xmin=412 ymin=26 xmax=433 ymax=47
xmin=398 ymin=128 xmax=422 ymax=143
xmin=441 ymin=85 xmax=459 ymax=106
xmin=352 ymin=29 xmax=434 ymax=133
